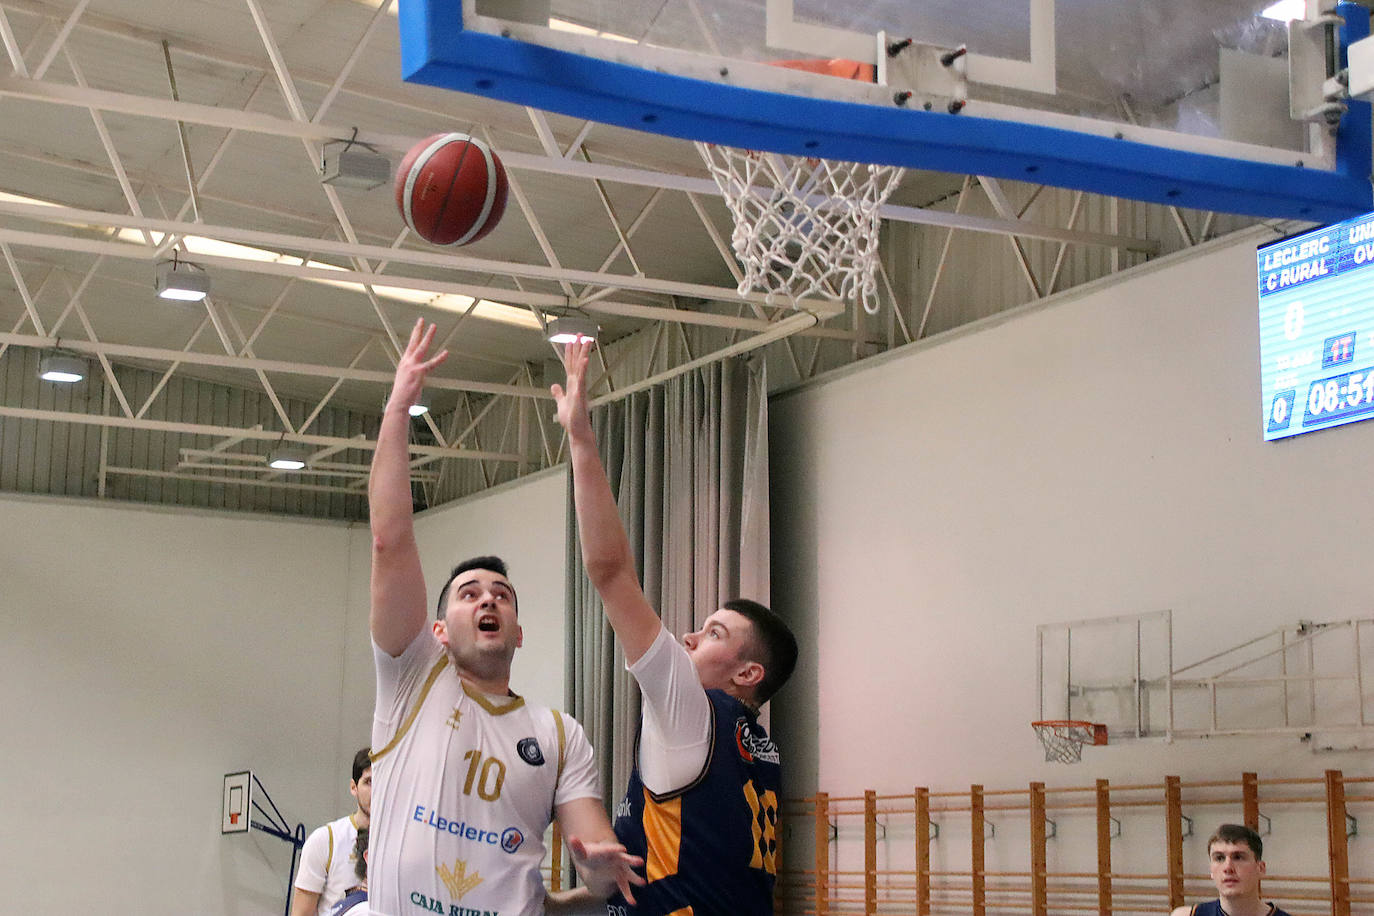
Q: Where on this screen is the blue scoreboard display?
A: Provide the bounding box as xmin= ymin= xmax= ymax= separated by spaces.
xmin=1258 ymin=212 xmax=1374 ymax=441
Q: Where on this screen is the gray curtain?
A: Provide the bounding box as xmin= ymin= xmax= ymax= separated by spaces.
xmin=565 ymin=356 xmax=770 ymax=804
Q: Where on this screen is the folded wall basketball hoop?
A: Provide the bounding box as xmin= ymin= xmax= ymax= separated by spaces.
xmin=1031 ymin=720 xmax=1109 ymax=764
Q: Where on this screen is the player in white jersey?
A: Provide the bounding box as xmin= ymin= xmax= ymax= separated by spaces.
xmin=294 ymin=747 xmax=373 ymax=916
xmin=368 ymin=320 xmax=642 ymax=916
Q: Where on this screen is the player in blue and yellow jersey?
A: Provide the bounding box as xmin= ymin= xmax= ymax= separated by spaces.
xmin=1169 ymin=824 xmax=1291 ymax=916
xmin=552 ymin=337 xmax=799 ymax=916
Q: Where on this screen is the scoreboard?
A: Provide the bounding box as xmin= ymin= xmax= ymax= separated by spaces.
xmin=1258 ymin=212 xmax=1374 ymax=441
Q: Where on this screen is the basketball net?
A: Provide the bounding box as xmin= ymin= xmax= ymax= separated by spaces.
xmin=1031 ymin=721 xmax=1103 ymax=764
xmin=696 ymin=143 xmax=904 ymax=315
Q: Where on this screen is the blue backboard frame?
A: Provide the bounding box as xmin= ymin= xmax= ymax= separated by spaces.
xmin=399 ymin=0 xmax=1372 ymax=223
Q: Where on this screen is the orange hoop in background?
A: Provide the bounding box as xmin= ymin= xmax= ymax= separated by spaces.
xmin=1031 ymin=720 xmax=1109 ymax=764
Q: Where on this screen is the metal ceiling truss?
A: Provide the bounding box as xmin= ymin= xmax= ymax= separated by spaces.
xmin=0 ymin=0 xmax=1204 ymax=514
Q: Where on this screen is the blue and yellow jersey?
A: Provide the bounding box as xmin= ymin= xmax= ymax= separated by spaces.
xmin=1191 ymin=901 xmax=1290 ymax=916
xmin=609 ymin=689 xmax=781 ymax=916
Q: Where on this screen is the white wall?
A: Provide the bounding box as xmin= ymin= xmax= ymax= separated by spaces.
xmin=2 ymin=465 xmax=568 ymax=915
xmin=0 ymin=493 xmax=355 ymax=915
xmin=769 ymin=229 xmax=1373 ymax=881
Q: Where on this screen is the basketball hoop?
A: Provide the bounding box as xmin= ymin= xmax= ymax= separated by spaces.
xmin=695 ymin=142 xmax=904 ymax=316
xmin=1031 ymin=720 xmax=1108 ymax=764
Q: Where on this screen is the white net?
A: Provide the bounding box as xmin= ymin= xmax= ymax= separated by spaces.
xmin=696 ymin=143 xmax=904 ymax=315
xmin=1032 ymin=721 xmax=1099 ymax=764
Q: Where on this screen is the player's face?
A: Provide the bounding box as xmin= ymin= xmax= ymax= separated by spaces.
xmin=1208 ymin=841 xmax=1264 ymax=900
xmin=682 ymin=609 xmax=761 ymax=694
xmin=435 ymin=569 xmax=522 ymax=667
xmin=350 ymin=767 xmax=372 ymax=818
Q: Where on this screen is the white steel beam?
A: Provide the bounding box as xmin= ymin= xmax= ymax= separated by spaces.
xmin=0 ymin=6 xmax=30 ymax=77
xmin=160 ymin=40 xmax=204 ymax=225
xmin=107 ymin=465 xmax=368 ymax=496
xmin=135 ymin=316 xmax=212 ymax=420
xmin=31 ymin=0 xmax=89 ymax=80
xmin=4 ymin=223 xmax=835 ymax=338
xmin=68 ymin=297 xmax=135 ymax=419
xmin=579 ymin=187 xmax=665 ymax=302
xmin=0 ymin=405 xmax=521 ymax=462
xmin=1047 ymin=191 xmax=1086 ymax=295
xmin=918 ymin=176 xmax=973 ymax=340
xmin=526 ymin=107 xmax=563 ymax=158
xmin=562 ymin=121 xmax=595 ymax=158
xmin=0 ymin=201 xmax=846 ymax=316
xmin=577 ymin=146 xmax=645 ymax=278
xmin=980 ymin=176 xmax=1043 ymax=299
xmin=590 ymin=311 xmax=817 ymax=406
xmin=0 ymin=331 xmax=551 ymax=399
xmin=313 ymin=0 xmax=394 ymax=123
xmin=65 ymin=48 xmax=157 ymax=246
xmin=1 ymin=241 xmax=46 ymax=335
xmin=212 ymin=300 xmax=297 ymax=434
xmin=300 ymin=339 xmax=375 ymax=434
xmin=489 ymin=126 xmax=577 ymax=300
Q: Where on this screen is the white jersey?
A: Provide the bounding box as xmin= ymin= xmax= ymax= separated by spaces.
xmin=296 ymin=813 xmax=364 ymax=915
xmin=370 ymin=631 xmax=600 ymax=916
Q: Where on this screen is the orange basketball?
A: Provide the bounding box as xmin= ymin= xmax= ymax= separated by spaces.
xmin=395 ymin=133 xmax=509 ymax=246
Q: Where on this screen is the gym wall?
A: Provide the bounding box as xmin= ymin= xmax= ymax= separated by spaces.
xmin=769 ymin=226 xmax=1373 ymax=887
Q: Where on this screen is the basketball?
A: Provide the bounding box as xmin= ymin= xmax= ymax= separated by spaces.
xmin=395 ymin=132 xmax=509 ymax=246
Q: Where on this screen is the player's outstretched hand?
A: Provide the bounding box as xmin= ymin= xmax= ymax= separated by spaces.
xmin=389 ymin=318 xmax=448 ymax=413
xmin=550 ymin=335 xmax=594 ymax=441
xmin=566 ymin=834 xmax=645 ymax=905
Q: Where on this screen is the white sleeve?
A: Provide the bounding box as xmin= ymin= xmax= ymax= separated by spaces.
xmin=626 ymin=626 xmax=712 ymax=795
xmin=552 ymin=713 xmax=601 ymax=805
xmin=371 ymin=628 xmax=441 ymax=751
xmin=294 ymin=823 xmax=331 ymax=892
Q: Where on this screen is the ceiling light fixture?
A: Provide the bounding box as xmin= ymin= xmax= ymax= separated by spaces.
xmin=547 ymin=314 xmax=599 ymax=344
xmin=38 ymin=352 xmax=86 ymax=383
xmin=267 ymin=447 xmax=309 ymax=471
xmin=155 ymin=255 xmax=211 ymax=301
xmin=321 ymin=136 xmax=391 ymax=190
xmin=408 ymin=390 xmax=432 ymax=417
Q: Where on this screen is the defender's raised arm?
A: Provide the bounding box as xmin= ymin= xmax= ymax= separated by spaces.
xmin=552 ymin=337 xmax=663 ymax=663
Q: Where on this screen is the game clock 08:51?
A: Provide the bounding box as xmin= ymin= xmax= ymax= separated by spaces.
xmin=1303 ymin=366 xmax=1374 ymax=425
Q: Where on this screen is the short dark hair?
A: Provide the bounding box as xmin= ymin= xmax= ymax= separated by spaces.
xmin=353 ymin=827 xmax=369 ymax=881
xmin=435 ymin=555 xmax=515 ymax=619
xmin=1208 ymin=824 xmax=1262 ymax=860
xmin=351 ymin=746 xmax=371 ymax=784
xmin=725 ymin=598 xmax=798 ymax=704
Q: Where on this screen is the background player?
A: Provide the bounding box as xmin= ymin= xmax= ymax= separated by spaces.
xmin=292 ymin=747 xmax=372 ymax=916
xmin=325 ymin=827 xmax=370 ymax=916
xmin=367 ymin=319 xmax=641 ymax=916
xmin=551 ymin=336 xmax=798 ymax=915
xmin=1169 ymin=824 xmax=1290 ymax=916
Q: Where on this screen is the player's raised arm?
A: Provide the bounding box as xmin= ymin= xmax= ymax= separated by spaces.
xmin=369 ymin=319 xmax=448 ymax=656
xmin=552 ymin=337 xmax=663 ymax=663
